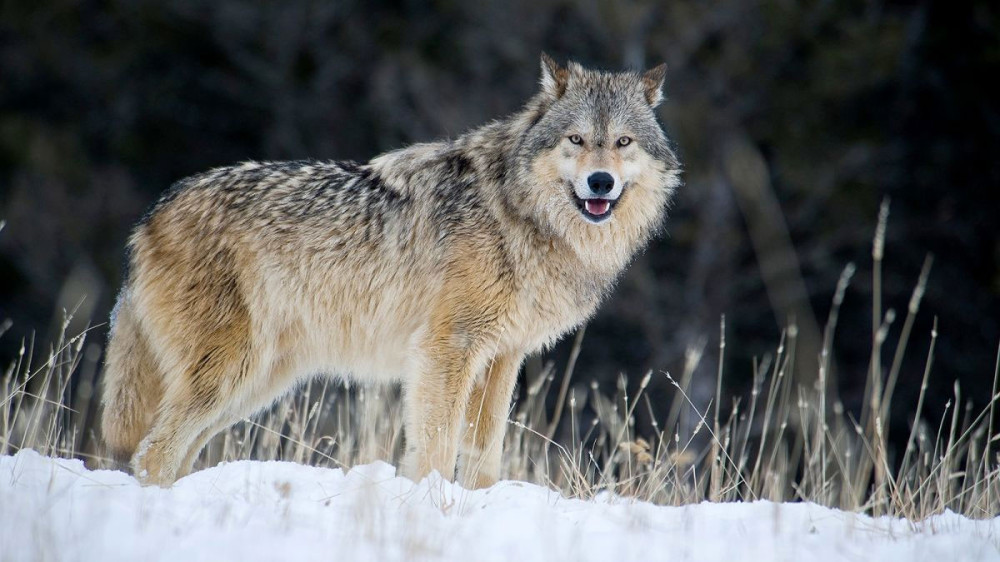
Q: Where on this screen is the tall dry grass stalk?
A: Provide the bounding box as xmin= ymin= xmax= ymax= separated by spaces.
xmin=2 ymin=206 xmax=998 ymax=520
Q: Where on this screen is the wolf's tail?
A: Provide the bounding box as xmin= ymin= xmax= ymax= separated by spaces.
xmin=100 ymin=290 xmax=163 ymax=467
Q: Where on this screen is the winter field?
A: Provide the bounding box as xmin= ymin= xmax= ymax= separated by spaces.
xmin=3 ymin=449 xmax=998 ymax=562
xmin=3 ymin=209 xmax=1000 ymax=561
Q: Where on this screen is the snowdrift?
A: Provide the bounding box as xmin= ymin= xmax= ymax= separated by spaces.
xmin=2 ymin=449 xmax=997 ymax=561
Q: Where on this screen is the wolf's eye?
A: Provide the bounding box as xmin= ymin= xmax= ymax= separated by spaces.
xmin=616 ymin=136 xmax=632 ymax=147
xmin=568 ymin=134 xmax=583 ymax=145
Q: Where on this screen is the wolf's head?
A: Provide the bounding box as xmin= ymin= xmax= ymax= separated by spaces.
xmin=510 ymin=54 xmax=680 ymax=270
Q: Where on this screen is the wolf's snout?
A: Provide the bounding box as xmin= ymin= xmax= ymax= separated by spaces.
xmin=587 ymin=172 xmax=615 ymax=196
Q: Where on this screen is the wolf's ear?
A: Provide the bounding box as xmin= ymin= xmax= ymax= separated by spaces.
xmin=540 ymin=53 xmax=570 ymax=100
xmin=641 ymin=63 xmax=668 ymax=107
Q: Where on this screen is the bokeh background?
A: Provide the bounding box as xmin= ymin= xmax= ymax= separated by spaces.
xmin=2 ymin=1 xmax=998 ymax=450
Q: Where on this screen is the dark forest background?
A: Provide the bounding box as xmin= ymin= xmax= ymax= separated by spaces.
xmin=1 ymin=0 xmax=998 ymax=450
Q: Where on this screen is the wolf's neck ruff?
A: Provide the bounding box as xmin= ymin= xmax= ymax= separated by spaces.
xmin=101 ymin=55 xmax=680 ymax=490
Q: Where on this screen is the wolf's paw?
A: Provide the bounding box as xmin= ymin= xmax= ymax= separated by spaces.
xmin=131 ymin=438 xmax=180 ymax=487
xmin=463 ymin=470 xmax=498 ymax=490
xmin=457 ymin=449 xmax=500 ymax=489
xmin=401 ymin=449 xmax=458 ymax=484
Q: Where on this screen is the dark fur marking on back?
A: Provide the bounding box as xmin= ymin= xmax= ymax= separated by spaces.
xmin=444 ymin=153 xmax=474 ymax=179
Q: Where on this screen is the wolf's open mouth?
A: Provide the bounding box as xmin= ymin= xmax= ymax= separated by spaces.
xmin=585 ymin=200 xmax=610 ymax=216
xmin=572 ymin=193 xmax=619 ymax=223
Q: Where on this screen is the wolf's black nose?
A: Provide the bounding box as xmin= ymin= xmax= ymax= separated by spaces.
xmin=587 ymin=172 xmax=615 ymax=196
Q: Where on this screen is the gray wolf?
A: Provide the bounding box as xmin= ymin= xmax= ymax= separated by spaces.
xmin=101 ymin=54 xmax=681 ymax=488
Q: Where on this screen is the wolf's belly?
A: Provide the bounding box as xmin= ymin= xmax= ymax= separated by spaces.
xmin=266 ymin=272 xmax=431 ymax=384
xmin=310 ymin=315 xmax=428 ymax=384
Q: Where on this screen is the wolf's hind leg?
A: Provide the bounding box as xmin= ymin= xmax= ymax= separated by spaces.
xmin=174 ymin=351 xmax=299 ymax=479
xmin=133 ymin=342 xmax=259 ymax=486
xmin=174 ymin=412 xmax=235 ymax=480
xmin=459 ymin=352 xmax=522 ymax=489
xmin=133 ymin=393 xmax=218 ymax=486
xmin=175 ymin=407 xmax=250 ymax=479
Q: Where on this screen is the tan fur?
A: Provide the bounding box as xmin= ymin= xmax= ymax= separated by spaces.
xmin=101 ymin=56 xmax=680 ymax=488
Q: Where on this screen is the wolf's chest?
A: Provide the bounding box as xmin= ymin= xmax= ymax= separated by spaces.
xmin=502 ymin=268 xmax=606 ymax=353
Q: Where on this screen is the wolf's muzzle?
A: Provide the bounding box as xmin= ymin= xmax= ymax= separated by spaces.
xmin=587 ymin=172 xmax=615 ymax=196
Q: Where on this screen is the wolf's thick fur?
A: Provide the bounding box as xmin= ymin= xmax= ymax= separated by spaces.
xmin=101 ymin=55 xmax=680 ymax=487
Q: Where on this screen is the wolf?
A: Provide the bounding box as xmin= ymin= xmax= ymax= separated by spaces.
xmin=100 ymin=54 xmax=681 ymax=488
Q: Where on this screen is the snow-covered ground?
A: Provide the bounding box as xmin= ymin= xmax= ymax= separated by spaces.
xmin=1 ymin=450 xmax=997 ymax=562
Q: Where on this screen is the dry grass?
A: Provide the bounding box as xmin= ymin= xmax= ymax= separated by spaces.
xmin=3 ymin=212 xmax=999 ymax=521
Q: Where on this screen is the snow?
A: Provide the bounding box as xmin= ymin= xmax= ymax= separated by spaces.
xmin=2 ymin=449 xmax=998 ymax=561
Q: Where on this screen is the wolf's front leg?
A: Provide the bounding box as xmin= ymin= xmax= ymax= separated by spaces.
xmin=459 ymin=352 xmax=523 ymax=489
xmin=401 ymin=335 xmax=486 ymax=483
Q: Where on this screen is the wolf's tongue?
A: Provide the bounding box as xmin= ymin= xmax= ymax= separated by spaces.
xmin=585 ymin=199 xmax=611 ymax=216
